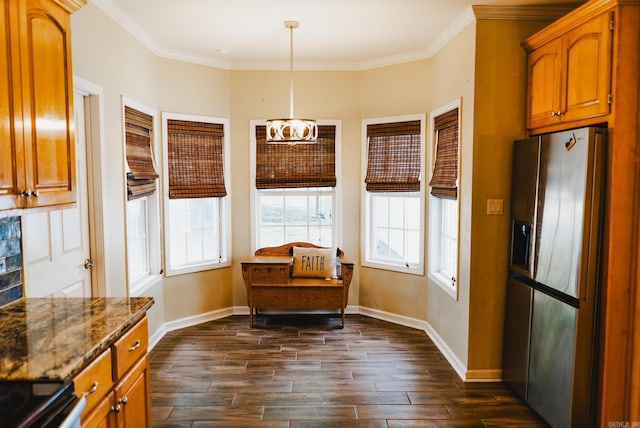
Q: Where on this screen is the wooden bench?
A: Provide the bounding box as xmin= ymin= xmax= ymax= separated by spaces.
xmin=240 ymin=242 xmax=354 ymax=328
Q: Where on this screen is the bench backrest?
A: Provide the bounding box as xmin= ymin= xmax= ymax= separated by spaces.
xmin=254 ymin=241 xmax=344 ymax=258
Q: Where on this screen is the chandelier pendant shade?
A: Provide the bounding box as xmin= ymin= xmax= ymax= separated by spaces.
xmin=266 ymin=20 xmax=318 ymax=144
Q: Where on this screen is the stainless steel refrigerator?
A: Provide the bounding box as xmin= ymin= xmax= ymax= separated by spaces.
xmin=502 ymin=127 xmax=605 ymax=428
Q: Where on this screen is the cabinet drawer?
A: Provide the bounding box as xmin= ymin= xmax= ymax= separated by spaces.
xmin=112 ymin=317 xmax=148 ymax=380
xmin=74 ymin=348 xmax=113 ymax=419
xmin=249 ymin=264 xmax=290 ymax=283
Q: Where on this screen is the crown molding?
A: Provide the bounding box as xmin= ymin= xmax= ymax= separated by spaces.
xmin=424 ymin=6 xmax=477 ymax=59
xmin=54 ymin=0 xmax=87 ymax=13
xmin=472 ymin=4 xmax=579 ymax=21
xmin=89 ymin=0 xmax=178 ymax=61
xmin=358 ymin=49 xmax=432 ymax=71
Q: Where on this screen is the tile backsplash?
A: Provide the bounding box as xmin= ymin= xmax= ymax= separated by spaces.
xmin=0 ymin=217 xmax=23 ymax=306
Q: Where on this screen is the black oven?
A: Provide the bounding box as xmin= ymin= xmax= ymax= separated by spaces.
xmin=0 ymin=380 xmax=85 ymax=428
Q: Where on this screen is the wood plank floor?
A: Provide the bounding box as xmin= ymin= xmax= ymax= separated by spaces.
xmin=150 ymin=314 xmax=548 ymax=427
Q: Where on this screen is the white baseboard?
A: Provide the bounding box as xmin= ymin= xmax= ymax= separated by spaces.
xmin=150 ymin=304 xmax=501 ymax=382
xmin=232 ymin=306 xmax=249 ymax=315
xmin=423 ymin=322 xmax=468 ymax=381
xmin=358 ymin=306 xmax=468 ymax=381
xmin=358 ymin=306 xmax=430 ymax=331
xmin=149 ymin=307 xmax=235 ymax=350
xmin=149 ymin=325 xmax=167 ymax=350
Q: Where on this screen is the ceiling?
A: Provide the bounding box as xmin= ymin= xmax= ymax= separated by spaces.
xmin=91 ymin=0 xmax=583 ymax=70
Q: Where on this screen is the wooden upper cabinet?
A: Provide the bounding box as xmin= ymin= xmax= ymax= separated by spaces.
xmin=0 ymin=1 xmax=22 ymax=211
xmin=525 ymin=11 xmax=613 ymax=133
xmin=0 ymin=0 xmax=84 ymax=213
xmin=527 ymin=39 xmax=562 ymax=130
xmin=21 ymin=0 xmax=76 ymax=207
xmin=563 ymin=13 xmax=613 ymax=123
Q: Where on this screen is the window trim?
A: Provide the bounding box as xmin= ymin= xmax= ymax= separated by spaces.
xmin=360 ymin=114 xmax=426 ymax=275
xmin=161 ymin=112 xmax=232 ymax=276
xmin=249 ymin=119 xmax=343 ymax=253
xmin=121 ymin=97 xmax=162 ymax=296
xmin=427 ymin=98 xmax=461 ymax=300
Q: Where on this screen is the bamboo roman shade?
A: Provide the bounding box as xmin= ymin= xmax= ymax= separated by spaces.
xmin=124 ymin=106 xmax=158 ymax=200
xmin=364 ymin=120 xmax=421 ymax=192
xmin=429 ymin=108 xmax=459 ymax=199
xmin=255 ymin=125 xmax=336 ymax=189
xmin=167 ymin=119 xmax=227 ymax=199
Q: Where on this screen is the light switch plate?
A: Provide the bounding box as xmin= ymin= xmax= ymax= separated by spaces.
xmin=486 ymin=199 xmax=504 ymax=215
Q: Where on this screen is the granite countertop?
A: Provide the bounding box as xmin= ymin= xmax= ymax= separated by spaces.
xmin=0 ymin=297 xmax=154 ymax=381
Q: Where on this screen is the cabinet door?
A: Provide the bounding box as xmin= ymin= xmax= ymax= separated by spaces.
xmin=115 ymin=355 xmax=152 ymax=428
xmin=19 ymin=0 xmax=76 ymax=207
xmin=82 ymin=392 xmax=116 ymax=428
xmin=0 ymin=0 xmax=24 ymax=211
xmin=562 ymin=12 xmax=612 ymax=123
xmin=526 ymin=38 xmax=562 ymax=130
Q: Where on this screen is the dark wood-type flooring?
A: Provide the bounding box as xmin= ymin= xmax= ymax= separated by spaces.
xmin=150 ymin=314 xmax=547 ymax=427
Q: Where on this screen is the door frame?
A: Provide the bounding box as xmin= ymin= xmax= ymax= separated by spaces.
xmin=73 ymin=76 xmax=107 ymax=296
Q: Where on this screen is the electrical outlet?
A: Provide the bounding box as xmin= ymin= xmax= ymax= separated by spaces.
xmin=487 ymin=199 xmax=504 ymax=215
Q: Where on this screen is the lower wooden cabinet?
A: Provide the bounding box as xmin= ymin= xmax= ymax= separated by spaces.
xmin=81 ymin=393 xmax=114 ymax=428
xmin=115 ymin=355 xmax=152 ymax=428
xmin=82 ymin=356 xmax=151 ymax=428
xmin=75 ymin=317 xmax=151 ymax=428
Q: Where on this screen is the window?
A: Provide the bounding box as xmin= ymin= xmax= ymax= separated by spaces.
xmin=126 ymin=197 xmax=149 ymax=282
xmin=162 ymin=113 xmax=231 ymax=275
xmin=361 ymin=115 xmax=425 ymax=274
xmin=250 ymin=120 xmax=341 ymax=250
xmin=428 ymin=100 xmax=460 ymax=299
xmin=122 ymin=99 xmax=162 ymax=294
xmin=257 ymin=188 xmax=334 ymax=247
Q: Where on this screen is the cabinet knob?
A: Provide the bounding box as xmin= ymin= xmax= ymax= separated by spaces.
xmin=118 ymin=396 xmax=129 ymax=405
xmin=19 ymin=189 xmax=39 ymax=197
xmin=111 ymin=404 xmax=121 ymax=413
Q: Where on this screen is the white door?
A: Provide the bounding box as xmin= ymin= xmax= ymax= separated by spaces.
xmin=22 ymin=91 xmax=92 ymax=297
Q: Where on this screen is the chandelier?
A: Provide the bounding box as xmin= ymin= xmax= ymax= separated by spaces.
xmin=266 ymin=20 xmax=318 ymax=144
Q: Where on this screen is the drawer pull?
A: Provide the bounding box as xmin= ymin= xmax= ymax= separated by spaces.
xmin=129 ymin=340 xmax=141 ymax=352
xmin=83 ymin=381 xmax=99 ymax=397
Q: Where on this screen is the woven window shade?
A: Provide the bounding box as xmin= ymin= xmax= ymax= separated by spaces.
xmin=167 ymin=119 xmax=227 ymax=199
xmin=255 ymin=125 xmax=336 ymax=189
xmin=364 ymin=120 xmax=421 ymax=192
xmin=429 ymin=108 xmax=459 ymax=199
xmin=125 ymin=106 xmax=158 ymax=200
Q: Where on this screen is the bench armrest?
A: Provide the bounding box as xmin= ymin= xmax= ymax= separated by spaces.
xmin=339 ymin=257 xmax=354 ymax=287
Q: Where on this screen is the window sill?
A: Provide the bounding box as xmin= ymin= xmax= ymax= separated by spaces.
xmin=429 ymin=271 xmax=458 ymax=300
xmin=362 ymin=260 xmax=424 ymax=276
xmin=165 ymin=259 xmax=232 ymax=277
xmin=129 ymin=273 xmax=162 ymax=297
